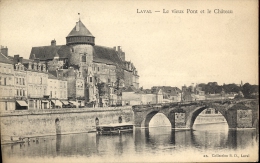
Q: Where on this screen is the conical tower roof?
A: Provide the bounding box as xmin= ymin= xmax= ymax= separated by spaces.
xmin=67 ymin=20 xmax=94 ymax=37
xmin=66 ymin=19 xmax=95 ymax=46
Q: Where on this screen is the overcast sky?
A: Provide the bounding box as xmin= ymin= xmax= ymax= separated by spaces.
xmin=0 ymin=0 xmax=258 ymax=88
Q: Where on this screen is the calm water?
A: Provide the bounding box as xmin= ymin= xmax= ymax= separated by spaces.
xmin=2 ymin=123 xmax=258 ymax=162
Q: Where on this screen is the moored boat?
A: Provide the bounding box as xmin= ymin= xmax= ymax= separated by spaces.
xmin=96 ymin=123 xmax=133 ymax=135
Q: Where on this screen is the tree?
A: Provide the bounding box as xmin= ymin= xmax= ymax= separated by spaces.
xmin=242 ymin=83 xmax=259 ymax=98
xmin=97 ymin=82 xmax=108 ymax=97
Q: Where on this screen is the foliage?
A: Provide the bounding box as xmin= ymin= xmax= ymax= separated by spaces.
xmin=97 ymin=82 xmax=108 ymax=97
xmin=198 ymin=82 xmax=258 ymax=99
xmin=242 ymin=83 xmax=259 ymax=98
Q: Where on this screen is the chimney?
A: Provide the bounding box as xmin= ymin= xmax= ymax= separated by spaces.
xmin=19 ymin=57 xmax=23 ymax=64
xmin=1 ymin=46 xmax=8 ymax=57
xmin=76 ymin=22 xmax=79 ymax=31
xmin=117 ymin=46 xmax=121 ymax=51
xmin=14 ymin=55 xmax=20 ymax=64
xmin=51 ymin=39 xmax=56 ymax=46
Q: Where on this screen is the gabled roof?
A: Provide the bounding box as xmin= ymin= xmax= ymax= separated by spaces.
xmin=0 ymin=53 xmax=13 ymax=64
xmin=123 ymin=86 xmax=138 ymax=92
xmin=151 ymin=86 xmax=181 ymax=96
xmin=30 ymin=45 xmax=71 ymax=60
xmin=93 ymin=45 xmax=124 ymax=67
xmin=67 ymin=20 xmax=94 ymax=37
xmin=48 ymin=72 xmax=58 ymax=79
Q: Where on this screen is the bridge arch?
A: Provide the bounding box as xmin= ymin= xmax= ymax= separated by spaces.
xmin=186 ymin=106 xmax=228 ymax=129
xmin=141 ymin=110 xmax=173 ymax=128
xmin=142 ymin=111 xmax=159 ymax=128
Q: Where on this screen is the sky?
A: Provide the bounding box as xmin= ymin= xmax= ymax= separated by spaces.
xmin=0 ymin=0 xmax=258 ymax=89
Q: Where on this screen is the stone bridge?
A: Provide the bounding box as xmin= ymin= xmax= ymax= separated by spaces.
xmin=132 ymin=99 xmax=259 ymax=129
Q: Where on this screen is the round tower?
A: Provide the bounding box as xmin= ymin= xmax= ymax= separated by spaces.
xmin=66 ymin=19 xmax=95 ymax=46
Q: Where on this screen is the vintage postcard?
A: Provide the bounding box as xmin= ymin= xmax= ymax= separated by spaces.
xmin=0 ymin=0 xmax=258 ymax=162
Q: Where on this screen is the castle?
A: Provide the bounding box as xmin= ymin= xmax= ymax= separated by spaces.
xmin=29 ymin=18 xmax=139 ymax=106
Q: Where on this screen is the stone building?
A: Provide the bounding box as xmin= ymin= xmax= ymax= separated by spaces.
xmin=13 ymin=55 xmax=28 ymax=110
xmin=151 ymin=86 xmax=182 ymax=103
xmin=47 ymin=70 xmax=68 ymax=108
xmin=23 ymin=59 xmax=48 ymax=109
xmin=0 ymin=52 xmax=15 ymax=111
xmin=122 ymin=86 xmax=163 ymax=105
xmin=63 ymin=67 xmax=85 ymax=107
xmin=29 ymin=18 xmax=139 ymax=106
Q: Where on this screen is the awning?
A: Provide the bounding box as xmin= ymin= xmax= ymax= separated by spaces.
xmin=61 ymin=101 xmax=69 ymax=105
xmin=16 ymin=100 xmax=28 ymax=106
xmin=51 ymin=100 xmax=62 ymax=107
xmin=41 ymin=100 xmax=49 ymax=103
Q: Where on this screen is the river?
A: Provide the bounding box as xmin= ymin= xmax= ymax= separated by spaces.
xmin=1 ymin=122 xmax=258 ymax=162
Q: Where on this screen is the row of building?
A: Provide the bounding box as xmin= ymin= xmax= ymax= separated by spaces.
xmin=0 ymin=18 xmax=139 ymax=111
xmin=121 ymin=84 xmax=237 ymax=106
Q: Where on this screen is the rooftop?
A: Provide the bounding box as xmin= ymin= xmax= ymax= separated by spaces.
xmin=67 ymin=20 xmax=94 ymax=38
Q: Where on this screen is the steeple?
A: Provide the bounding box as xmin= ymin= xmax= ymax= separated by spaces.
xmin=66 ymin=17 xmax=95 ymax=46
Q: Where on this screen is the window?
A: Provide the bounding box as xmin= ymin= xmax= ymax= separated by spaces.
xmin=90 ymin=77 xmax=92 ymax=82
xmin=20 ymin=90 xmax=23 ymax=96
xmin=23 ymin=90 xmax=25 ymax=96
xmin=16 ymin=89 xmax=19 ymax=96
xmin=0 ymin=77 xmax=1 ymax=85
xmin=81 ymin=54 xmax=86 ymax=62
xmin=98 ymin=67 xmax=99 ymax=71
xmin=19 ymin=78 xmax=21 ymax=85
xmin=4 ymin=78 xmax=7 ymax=85
xmin=22 ymin=78 xmax=25 ymax=85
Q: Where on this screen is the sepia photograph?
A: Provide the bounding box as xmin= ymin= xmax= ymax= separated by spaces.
xmin=0 ymin=0 xmax=259 ymax=162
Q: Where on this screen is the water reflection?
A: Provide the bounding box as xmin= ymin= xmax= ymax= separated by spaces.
xmin=56 ymin=135 xmax=61 ymax=156
xmin=1 ymin=124 xmax=258 ymax=160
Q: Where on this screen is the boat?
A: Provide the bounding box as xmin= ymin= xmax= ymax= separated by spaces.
xmin=96 ymin=123 xmax=133 ymax=135
xmin=1 ymin=140 xmax=25 ymax=145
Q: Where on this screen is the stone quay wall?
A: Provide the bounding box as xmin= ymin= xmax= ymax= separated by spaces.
xmin=0 ymin=106 xmax=133 ymax=140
